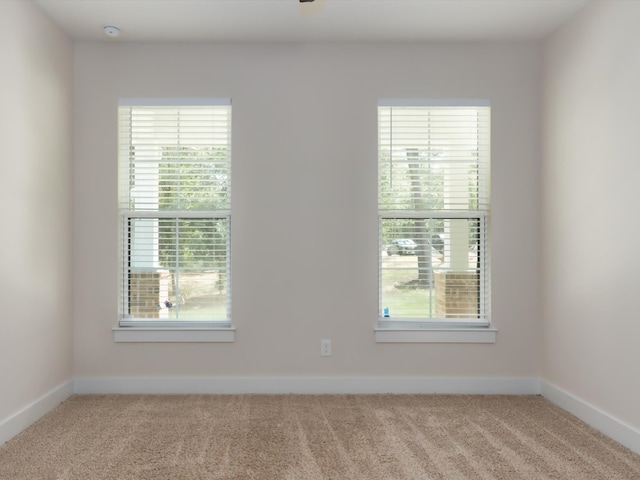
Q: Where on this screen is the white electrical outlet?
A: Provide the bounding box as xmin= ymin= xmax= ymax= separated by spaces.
xmin=321 ymin=339 xmax=332 ymax=357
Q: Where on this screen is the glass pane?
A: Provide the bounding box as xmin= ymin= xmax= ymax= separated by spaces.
xmin=378 ymin=106 xmax=487 ymax=212
xmin=122 ymin=105 xmax=232 ymax=213
xmin=127 ymin=217 xmax=228 ymax=320
xmin=159 ymin=147 xmax=230 ymax=211
xmin=380 ymin=218 xmax=480 ymax=319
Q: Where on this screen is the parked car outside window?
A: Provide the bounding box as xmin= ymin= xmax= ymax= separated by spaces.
xmin=386 ymin=239 xmax=417 ymax=256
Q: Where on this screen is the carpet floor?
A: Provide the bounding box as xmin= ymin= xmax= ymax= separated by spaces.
xmin=0 ymin=394 xmax=639 ymax=479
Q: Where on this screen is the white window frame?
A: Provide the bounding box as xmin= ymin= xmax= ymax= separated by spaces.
xmin=376 ymin=99 xmax=495 ymax=343
xmin=114 ymin=98 xmax=234 ymax=342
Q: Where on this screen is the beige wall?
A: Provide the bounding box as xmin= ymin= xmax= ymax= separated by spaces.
xmin=4 ymin=0 xmax=638 ymax=448
xmin=0 ymin=1 xmax=73 ymax=421
xmin=543 ymin=1 xmax=640 ymax=430
xmin=73 ymin=41 xmax=542 ymax=378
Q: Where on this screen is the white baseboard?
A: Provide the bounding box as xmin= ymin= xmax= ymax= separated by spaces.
xmin=0 ymin=380 xmax=73 ymax=447
xmin=73 ymin=376 xmax=540 ymax=395
xmin=541 ymin=380 xmax=640 ymax=455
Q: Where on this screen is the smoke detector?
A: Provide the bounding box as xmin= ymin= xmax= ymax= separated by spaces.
xmin=103 ymin=25 xmax=121 ymax=38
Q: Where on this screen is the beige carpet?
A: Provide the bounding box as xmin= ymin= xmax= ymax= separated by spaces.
xmin=1 ymin=395 xmax=639 ymax=479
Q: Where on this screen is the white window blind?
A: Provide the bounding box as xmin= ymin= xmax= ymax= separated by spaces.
xmin=378 ymin=100 xmax=490 ymax=327
xmin=118 ymin=99 xmax=231 ymax=327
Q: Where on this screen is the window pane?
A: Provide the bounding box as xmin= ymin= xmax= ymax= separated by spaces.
xmin=380 ymin=218 xmax=481 ymax=319
xmin=158 ymin=147 xmax=230 ymax=211
xmin=378 ymin=106 xmax=489 ymax=212
xmin=378 ymin=102 xmax=489 ymax=325
xmin=128 ymin=217 xmax=228 ymax=320
xmin=119 ymin=101 xmax=232 ymax=325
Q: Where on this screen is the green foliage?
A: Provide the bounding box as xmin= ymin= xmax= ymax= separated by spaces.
xmin=157 ymin=146 xmax=229 ymax=270
xmin=159 ymin=146 xmax=229 ymax=211
xmin=378 ymin=148 xmax=445 ymax=212
xmin=379 ymin=147 xmax=445 ymax=247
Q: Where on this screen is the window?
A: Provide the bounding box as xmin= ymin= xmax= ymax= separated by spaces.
xmin=118 ymin=98 xmax=231 ymax=331
xmin=378 ymin=99 xmax=490 ymax=333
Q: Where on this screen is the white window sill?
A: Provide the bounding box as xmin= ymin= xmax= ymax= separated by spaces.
xmin=375 ymin=328 xmax=496 ymax=343
xmin=113 ymin=327 xmax=235 ymax=343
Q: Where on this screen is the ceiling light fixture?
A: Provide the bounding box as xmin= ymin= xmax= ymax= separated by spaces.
xmin=103 ymin=25 xmax=121 ymax=38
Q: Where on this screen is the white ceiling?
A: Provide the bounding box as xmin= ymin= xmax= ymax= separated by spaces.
xmin=33 ymin=0 xmax=591 ymax=43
